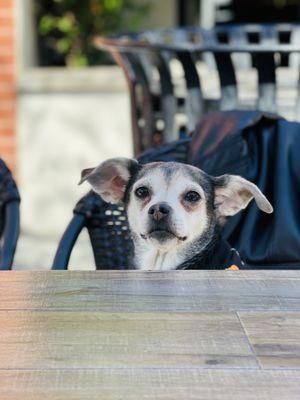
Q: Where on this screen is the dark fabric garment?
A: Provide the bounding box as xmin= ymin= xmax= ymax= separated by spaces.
xmin=138 ymin=110 xmax=300 ymax=269
xmin=188 ymin=110 xmax=300 ymax=269
xmin=178 ymin=237 xmax=245 ymax=270
xmin=138 ymin=137 xmax=190 ymax=165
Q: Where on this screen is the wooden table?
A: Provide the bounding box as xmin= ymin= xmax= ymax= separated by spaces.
xmin=0 ymin=270 xmax=299 ymax=399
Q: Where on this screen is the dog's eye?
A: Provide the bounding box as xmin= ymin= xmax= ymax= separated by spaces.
xmin=184 ymin=191 xmax=201 ymax=202
xmin=135 ymin=186 xmax=150 ymax=199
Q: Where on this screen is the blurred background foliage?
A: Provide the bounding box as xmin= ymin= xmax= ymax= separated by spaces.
xmin=35 ymin=0 xmax=152 ymax=67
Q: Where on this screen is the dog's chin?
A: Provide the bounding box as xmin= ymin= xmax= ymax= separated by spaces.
xmin=148 ymin=229 xmax=176 ymax=243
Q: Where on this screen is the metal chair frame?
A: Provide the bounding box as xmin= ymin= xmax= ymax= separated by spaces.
xmin=94 ymin=23 xmax=300 ymax=155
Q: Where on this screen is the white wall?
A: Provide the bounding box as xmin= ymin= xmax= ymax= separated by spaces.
xmin=15 ymin=69 xmax=132 ymax=269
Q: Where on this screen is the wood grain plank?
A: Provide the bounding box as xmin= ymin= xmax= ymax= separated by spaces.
xmin=239 ymin=312 xmax=300 ymax=369
xmin=0 ymin=271 xmax=299 ymax=312
xmin=0 ymin=311 xmax=257 ymax=369
xmin=1 ymin=369 xmax=300 ymax=400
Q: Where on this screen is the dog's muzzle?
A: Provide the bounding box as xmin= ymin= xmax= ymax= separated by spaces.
xmin=144 ymin=202 xmax=186 ymax=242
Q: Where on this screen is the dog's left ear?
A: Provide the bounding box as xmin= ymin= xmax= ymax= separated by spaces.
xmin=214 ymin=174 xmax=273 ymax=217
xmin=79 ymin=157 xmax=139 ymax=204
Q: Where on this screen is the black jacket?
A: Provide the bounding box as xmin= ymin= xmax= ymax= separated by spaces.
xmin=189 ymin=110 xmax=300 ymax=269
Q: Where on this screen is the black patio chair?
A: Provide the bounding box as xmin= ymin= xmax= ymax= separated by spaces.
xmin=94 ymin=23 xmax=300 ymax=155
xmin=0 ymin=159 xmax=20 ymax=270
xmin=52 ymin=139 xmax=189 ymax=270
xmin=53 ymin=24 xmax=300 ymax=270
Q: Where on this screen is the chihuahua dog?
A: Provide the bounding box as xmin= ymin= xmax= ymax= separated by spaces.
xmin=80 ymin=158 xmax=273 ymax=270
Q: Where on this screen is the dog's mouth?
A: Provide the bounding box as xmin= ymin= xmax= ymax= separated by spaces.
xmin=149 ymin=228 xmax=175 ymax=241
xmin=141 ymin=228 xmax=187 ymax=242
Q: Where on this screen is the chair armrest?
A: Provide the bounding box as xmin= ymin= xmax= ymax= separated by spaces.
xmin=0 ymin=201 xmax=20 ymax=270
xmin=51 ymin=213 xmax=86 ymax=270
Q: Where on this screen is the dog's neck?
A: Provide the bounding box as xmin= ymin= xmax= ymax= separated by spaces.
xmin=132 ymin=225 xmax=226 ymax=271
xmin=176 ymin=234 xmax=227 ymax=270
xmin=134 ymin=244 xmax=185 ymax=271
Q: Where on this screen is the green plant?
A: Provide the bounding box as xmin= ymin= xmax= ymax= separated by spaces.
xmin=36 ymin=0 xmax=151 ymax=66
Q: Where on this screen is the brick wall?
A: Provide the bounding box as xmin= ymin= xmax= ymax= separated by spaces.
xmin=0 ymin=0 xmax=16 ymax=172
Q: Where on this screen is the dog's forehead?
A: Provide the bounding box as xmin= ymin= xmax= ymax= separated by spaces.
xmin=136 ymin=162 xmax=210 ymax=187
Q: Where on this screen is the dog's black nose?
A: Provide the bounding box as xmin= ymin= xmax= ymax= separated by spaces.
xmin=148 ymin=203 xmax=171 ymax=221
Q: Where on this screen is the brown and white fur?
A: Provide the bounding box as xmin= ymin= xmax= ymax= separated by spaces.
xmin=80 ymin=158 xmax=273 ymax=270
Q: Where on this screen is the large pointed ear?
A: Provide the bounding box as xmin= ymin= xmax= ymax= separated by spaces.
xmin=214 ymin=174 xmax=273 ymax=217
xmin=79 ymin=157 xmax=139 ymax=204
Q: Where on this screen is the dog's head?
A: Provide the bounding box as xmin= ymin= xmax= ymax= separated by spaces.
xmin=80 ymin=158 xmax=273 ymax=251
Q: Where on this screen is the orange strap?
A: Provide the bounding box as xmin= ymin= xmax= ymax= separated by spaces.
xmin=225 ymin=265 xmax=240 ymax=271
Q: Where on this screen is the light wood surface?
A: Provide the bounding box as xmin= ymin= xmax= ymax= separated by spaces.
xmin=0 ymin=270 xmax=299 ymax=312
xmin=1 ymin=370 xmax=300 ymax=400
xmin=0 ymin=271 xmax=299 ymax=399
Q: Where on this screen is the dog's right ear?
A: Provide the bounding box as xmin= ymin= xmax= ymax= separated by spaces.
xmin=79 ymin=158 xmax=139 ymax=204
xmin=214 ymin=174 xmax=273 ymax=217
